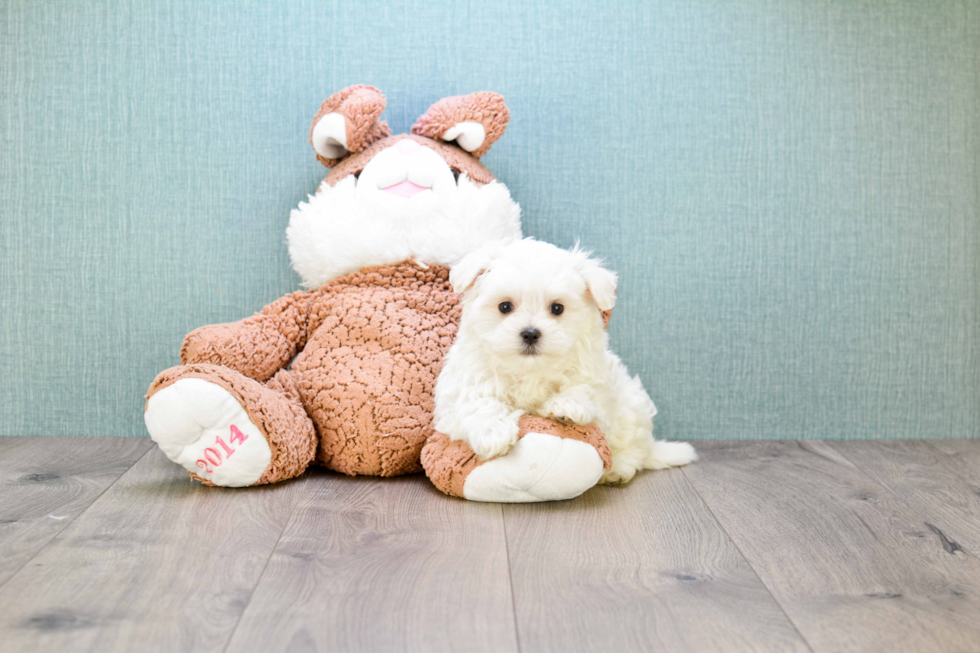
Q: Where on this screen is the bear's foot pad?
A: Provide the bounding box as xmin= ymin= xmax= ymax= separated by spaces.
xmin=463 ymin=432 xmax=605 ymax=503
xmin=144 ymin=378 xmax=271 ymax=487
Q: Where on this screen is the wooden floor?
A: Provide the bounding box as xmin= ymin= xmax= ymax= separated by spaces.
xmin=1 ymin=438 xmax=979 ymax=652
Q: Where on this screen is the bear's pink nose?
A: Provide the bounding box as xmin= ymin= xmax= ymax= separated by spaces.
xmin=394 ymin=139 xmax=422 ymax=154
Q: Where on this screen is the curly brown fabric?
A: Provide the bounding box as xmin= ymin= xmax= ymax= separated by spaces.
xmin=156 ymin=261 xmax=461 ymax=483
xmin=146 ymin=364 xmax=318 ymax=486
xmin=411 ymin=92 xmax=510 ymax=158
xmin=293 ymin=262 xmax=461 ymax=476
xmin=323 ymin=134 xmax=496 ymax=187
xmin=310 ymin=84 xmax=392 ymax=168
xmin=181 ymin=291 xmax=316 ymax=382
xmin=421 ymin=415 xmax=612 ymax=499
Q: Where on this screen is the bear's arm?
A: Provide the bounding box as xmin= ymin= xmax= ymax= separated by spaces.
xmin=180 ymin=290 xmax=318 ymax=382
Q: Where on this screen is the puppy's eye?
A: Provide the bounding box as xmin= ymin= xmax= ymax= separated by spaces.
xmin=498 ymin=301 xmax=514 ymax=314
xmin=550 ymin=302 xmax=564 ymax=316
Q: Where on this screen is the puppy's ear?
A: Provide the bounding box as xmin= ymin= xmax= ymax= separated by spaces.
xmin=578 ymin=260 xmax=618 ymax=312
xmin=451 ymin=242 xmax=501 ymax=295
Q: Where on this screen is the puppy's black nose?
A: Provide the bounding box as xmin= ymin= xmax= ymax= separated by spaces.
xmin=521 ymin=328 xmax=541 ymax=345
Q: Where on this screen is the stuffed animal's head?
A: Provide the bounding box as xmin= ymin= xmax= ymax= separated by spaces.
xmin=287 ymin=85 xmax=522 ymax=288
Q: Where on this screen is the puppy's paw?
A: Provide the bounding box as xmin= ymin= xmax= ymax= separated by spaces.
xmin=468 ymin=414 xmax=521 ymax=460
xmin=541 ymin=390 xmax=599 ymax=426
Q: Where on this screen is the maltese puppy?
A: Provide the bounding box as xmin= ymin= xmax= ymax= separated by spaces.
xmin=434 ymin=238 xmax=696 ymax=484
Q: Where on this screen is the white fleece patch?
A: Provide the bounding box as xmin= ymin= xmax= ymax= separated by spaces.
xmin=462 ymin=432 xmax=605 ymax=503
xmin=311 ymin=112 xmax=348 ymax=160
xmin=287 ymin=173 xmax=522 ymax=289
xmin=442 ymin=121 xmax=486 ymax=152
xmin=144 ymin=379 xmax=271 ymax=488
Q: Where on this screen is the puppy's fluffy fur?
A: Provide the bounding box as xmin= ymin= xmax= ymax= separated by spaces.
xmin=435 ymin=238 xmax=696 ymax=484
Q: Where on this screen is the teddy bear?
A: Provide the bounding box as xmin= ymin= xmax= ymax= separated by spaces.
xmin=144 ymin=85 xmax=612 ymax=502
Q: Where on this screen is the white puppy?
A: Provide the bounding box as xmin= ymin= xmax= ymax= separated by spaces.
xmin=434 ymin=238 xmax=696 ymax=484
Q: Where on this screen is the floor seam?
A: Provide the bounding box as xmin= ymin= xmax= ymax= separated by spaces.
xmin=220 ymin=470 xmax=313 ymax=653
xmin=680 ymin=461 xmax=816 ymax=653
xmin=0 ymin=438 xmax=155 ymax=593
xmin=823 ymin=441 xmax=908 ymax=501
xmin=500 ymin=505 xmax=523 ymax=653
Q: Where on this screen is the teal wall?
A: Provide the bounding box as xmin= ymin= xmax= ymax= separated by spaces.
xmin=2 ymin=0 xmax=978 ymax=440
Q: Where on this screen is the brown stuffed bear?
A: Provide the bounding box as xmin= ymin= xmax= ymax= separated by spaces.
xmin=144 ymin=86 xmax=611 ymax=501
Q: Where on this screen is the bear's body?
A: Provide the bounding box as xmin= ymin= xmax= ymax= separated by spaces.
xmin=151 ymin=262 xmax=457 ymax=482
xmin=282 ymin=262 xmax=459 ymax=476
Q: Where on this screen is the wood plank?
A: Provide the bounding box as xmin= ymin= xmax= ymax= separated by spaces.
xmin=830 ymin=440 xmax=980 ymax=552
xmin=503 ymin=467 xmax=810 ymax=653
xmin=928 ymin=439 xmax=980 ymax=457
xmin=0 ymin=447 xmax=308 ymax=653
xmin=684 ymin=441 xmax=980 ymax=653
xmin=0 ymin=436 xmax=34 ymax=458
xmin=0 ymin=436 xmax=152 ymax=588
xmin=924 ymin=440 xmax=980 ymax=487
xmin=224 ymin=475 xmax=519 ymax=653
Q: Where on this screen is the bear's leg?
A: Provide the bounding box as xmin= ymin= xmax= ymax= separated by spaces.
xmin=421 ymin=416 xmax=612 ymax=503
xmin=144 ymin=364 xmax=317 ymax=487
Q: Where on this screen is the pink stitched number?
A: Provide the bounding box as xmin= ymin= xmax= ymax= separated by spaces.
xmin=195 ymin=427 xmax=249 ymax=476
xmin=203 ymin=447 xmax=221 ymax=467
xmin=215 ymin=435 xmax=235 ymax=458
xmin=229 ymin=424 xmax=249 ymax=446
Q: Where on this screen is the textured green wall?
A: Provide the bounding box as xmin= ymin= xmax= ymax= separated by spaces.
xmin=1 ymin=0 xmax=977 ymax=439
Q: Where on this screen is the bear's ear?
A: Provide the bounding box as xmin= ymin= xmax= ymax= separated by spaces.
xmin=450 ymin=241 xmax=505 ymax=295
xmin=412 ymin=92 xmax=509 ymax=158
xmin=310 ymin=85 xmax=392 ymax=167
